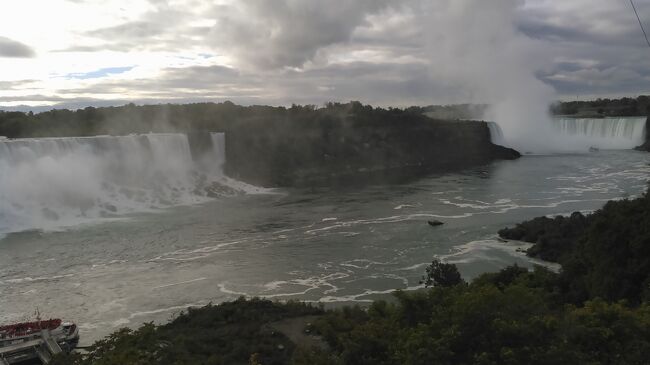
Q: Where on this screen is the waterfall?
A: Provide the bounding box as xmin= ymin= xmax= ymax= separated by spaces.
xmin=552 ymin=117 xmax=647 ymax=150
xmin=0 ymin=133 xmax=229 ymax=236
xmin=486 ymin=121 xmax=505 ymax=146
xmin=210 ymin=132 xmax=226 ymax=172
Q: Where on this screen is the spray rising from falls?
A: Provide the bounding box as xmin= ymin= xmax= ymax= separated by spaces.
xmin=425 ymin=0 xmax=625 ymax=154
xmin=0 ymin=133 xmax=261 ymax=237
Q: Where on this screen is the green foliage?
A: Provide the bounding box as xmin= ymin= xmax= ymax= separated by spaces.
xmin=289 ymin=346 xmax=342 ymax=365
xmin=311 ymin=269 xmax=650 ymax=365
xmin=551 ymin=95 xmax=650 ymax=117
xmin=562 ymin=191 xmax=650 ymax=304
xmin=559 ymin=300 xmax=650 ymax=364
xmin=500 ymin=189 xmax=650 ymax=304
xmin=55 ymin=265 xmax=650 ymax=364
xmin=54 ymin=298 xmax=322 ymax=365
xmin=498 ymin=211 xmax=591 ymax=262
xmin=421 ymin=259 xmax=464 ymax=287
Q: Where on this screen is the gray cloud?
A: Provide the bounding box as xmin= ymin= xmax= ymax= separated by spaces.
xmin=510 ymin=0 xmax=650 ymax=97
xmin=517 ymin=1 xmax=650 ymax=47
xmin=0 ymin=79 xmax=37 ymax=90
xmin=88 ymin=21 xmax=165 ymax=39
xmin=76 ymin=1 xmax=203 ymax=52
xmin=16 ymin=59 xmax=470 ymax=109
xmin=0 ymin=37 xmax=35 ymax=58
xmin=209 ymin=0 xmax=396 ymax=69
xmin=7 ymin=0 xmax=650 ymax=110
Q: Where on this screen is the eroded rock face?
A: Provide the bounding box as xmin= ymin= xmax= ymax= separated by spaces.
xmin=224 ymin=116 xmax=521 ymax=187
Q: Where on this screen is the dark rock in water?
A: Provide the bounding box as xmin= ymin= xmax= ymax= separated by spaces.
xmin=635 ymin=144 xmax=650 ymax=152
xmin=205 ymin=182 xmax=240 ymax=197
xmin=428 ymin=220 xmax=444 ymax=227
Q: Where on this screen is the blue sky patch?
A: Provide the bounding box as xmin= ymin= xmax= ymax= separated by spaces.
xmin=65 ymin=66 xmax=134 ymax=80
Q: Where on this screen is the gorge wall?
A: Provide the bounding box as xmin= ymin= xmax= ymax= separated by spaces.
xmin=224 ymin=116 xmax=519 ymax=187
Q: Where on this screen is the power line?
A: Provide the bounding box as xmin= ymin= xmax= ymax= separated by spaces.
xmin=629 ymin=0 xmax=650 ymax=49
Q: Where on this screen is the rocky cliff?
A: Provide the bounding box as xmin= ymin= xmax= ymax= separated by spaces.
xmin=224 ymin=114 xmax=520 ymax=187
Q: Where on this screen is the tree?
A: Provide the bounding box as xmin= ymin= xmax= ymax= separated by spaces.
xmin=421 ymin=260 xmax=464 ymax=288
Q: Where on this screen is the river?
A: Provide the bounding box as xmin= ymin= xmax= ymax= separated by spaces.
xmin=1 ymin=148 xmax=648 ymax=344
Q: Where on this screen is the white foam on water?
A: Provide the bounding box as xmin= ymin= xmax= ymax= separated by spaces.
xmin=317 ymin=284 xmax=425 ymax=303
xmin=439 ymin=239 xmax=561 ymax=272
xmin=394 ymin=204 xmax=418 ymax=210
xmin=0 ymin=273 xmax=76 ymax=285
xmin=340 ymin=259 xmax=389 ymax=270
xmin=304 ymin=213 xmax=474 ymax=235
xmin=152 ymin=277 xmax=207 ymax=290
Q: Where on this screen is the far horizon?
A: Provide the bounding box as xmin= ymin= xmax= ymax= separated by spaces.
xmin=2 ymin=94 xmax=650 ymax=115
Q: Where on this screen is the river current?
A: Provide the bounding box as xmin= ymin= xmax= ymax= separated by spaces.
xmin=1 ymin=148 xmax=648 ymax=343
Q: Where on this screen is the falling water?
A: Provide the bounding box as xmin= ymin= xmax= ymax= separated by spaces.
xmin=210 ymin=132 xmax=226 ymax=172
xmin=0 ymin=133 xmax=229 ymax=236
xmin=487 ymin=122 xmax=506 ymax=146
xmin=551 ymin=117 xmax=647 ymax=150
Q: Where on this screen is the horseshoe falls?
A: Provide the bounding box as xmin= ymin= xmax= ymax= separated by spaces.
xmin=553 ymin=117 xmax=646 ymax=150
xmin=551 ymin=117 xmax=647 ymax=150
xmin=487 ymin=117 xmax=647 ymax=152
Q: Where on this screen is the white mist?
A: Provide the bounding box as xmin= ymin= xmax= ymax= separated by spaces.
xmin=422 ymin=0 xmax=620 ymax=154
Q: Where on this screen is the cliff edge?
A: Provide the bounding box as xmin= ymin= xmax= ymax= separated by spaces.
xmin=225 ymin=110 xmax=520 ymax=187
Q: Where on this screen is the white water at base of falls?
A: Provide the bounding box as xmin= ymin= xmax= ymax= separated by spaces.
xmin=0 ymin=133 xmax=259 ymax=237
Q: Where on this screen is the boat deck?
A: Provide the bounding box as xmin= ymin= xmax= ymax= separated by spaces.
xmin=0 ymin=329 xmax=63 ymax=365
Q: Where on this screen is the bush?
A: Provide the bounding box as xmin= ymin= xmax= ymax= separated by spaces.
xmin=421 ymin=259 xmax=464 ymax=288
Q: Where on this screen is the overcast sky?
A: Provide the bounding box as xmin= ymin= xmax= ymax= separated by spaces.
xmin=0 ymin=0 xmax=649 ymax=110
